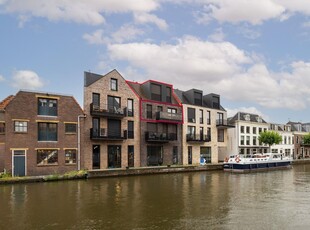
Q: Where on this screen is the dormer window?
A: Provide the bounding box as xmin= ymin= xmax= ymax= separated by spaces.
xmin=194 ymin=92 xmax=202 ymax=106
xmin=38 ymin=98 xmax=57 ymax=116
xmin=256 ymin=116 xmax=262 ymax=123
xmin=151 ymin=83 xmax=161 ymax=101
xmin=244 ymin=114 xmax=250 ymax=121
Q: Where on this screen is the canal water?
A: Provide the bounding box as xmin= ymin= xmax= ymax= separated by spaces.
xmin=1 ymin=165 xmax=310 ymax=230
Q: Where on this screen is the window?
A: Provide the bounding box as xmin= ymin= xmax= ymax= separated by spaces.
xmin=108 ymin=96 xmax=121 ymax=111
xmin=166 ymin=87 xmax=171 ymax=103
xmin=38 ymin=123 xmax=57 ymax=141
xmin=259 ymin=128 xmax=262 ymax=133
xmin=151 ymin=83 xmax=161 ymax=101
xmin=241 ymin=136 xmax=244 ymax=145
xmin=217 ymin=112 xmax=224 ymax=125
xmin=65 ymin=149 xmax=76 ymax=164
xmin=127 ymin=99 xmax=134 ymax=117
xmin=194 ymin=92 xmax=202 ymax=105
xmin=0 ymin=122 xmax=4 ymax=134
xmin=253 ymin=127 xmax=257 ymax=134
xmin=207 ymin=128 xmax=211 ymax=141
xmin=241 ymin=126 xmax=244 ymax=133
xmin=187 ymin=126 xmax=196 ymax=135
xmin=188 ymin=108 xmax=196 ymax=123
xmin=246 ymin=136 xmax=250 ymax=145
xmin=168 ymin=108 xmax=177 ymax=114
xmin=206 ymin=111 xmax=211 ymax=125
xmin=65 ymin=123 xmax=77 ymax=133
xmin=212 ymin=96 xmax=220 ymax=109
xmin=253 ymin=136 xmax=257 ymax=145
xmin=38 ymin=98 xmax=57 ymax=116
xmin=146 ymin=104 xmax=152 ymax=119
xmin=128 ymin=146 xmax=134 ymax=167
xmin=37 ymin=149 xmax=58 ymax=165
xmin=92 ymin=93 xmax=100 ymax=108
xmin=173 ymin=146 xmax=178 ymax=164
xmin=199 ymin=110 xmax=203 ymax=124
xmin=128 ymin=121 xmax=134 ymax=139
xmin=246 ymin=126 xmax=250 ymax=134
xmin=110 ymin=78 xmax=118 ymax=91
xmin=14 ymin=121 xmax=28 ymax=132
xmin=218 ymin=129 xmax=224 ymax=142
xmin=157 ymin=106 xmax=163 ymax=112
xmin=188 ymin=146 xmax=192 ymax=164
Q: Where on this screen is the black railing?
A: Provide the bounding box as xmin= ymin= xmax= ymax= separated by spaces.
xmin=216 ymin=119 xmax=235 ymax=128
xmin=186 ymin=134 xmax=211 ymax=142
xmin=90 ymin=128 xmax=127 ymax=140
xmin=145 ymin=131 xmax=177 ymax=142
xmin=156 ymin=111 xmax=182 ymax=122
xmin=90 ymin=103 xmax=127 ymax=118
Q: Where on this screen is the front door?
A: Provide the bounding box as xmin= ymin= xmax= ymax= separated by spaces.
xmin=13 ymin=150 xmax=26 ymax=177
xmin=92 ymin=145 xmax=100 ymax=169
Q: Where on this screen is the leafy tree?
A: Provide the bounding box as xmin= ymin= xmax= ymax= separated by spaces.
xmin=303 ymin=133 xmax=310 ymax=145
xmin=258 ymin=131 xmax=282 ymax=151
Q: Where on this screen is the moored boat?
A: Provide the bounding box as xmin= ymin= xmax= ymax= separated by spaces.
xmin=223 ymin=153 xmax=292 ymax=172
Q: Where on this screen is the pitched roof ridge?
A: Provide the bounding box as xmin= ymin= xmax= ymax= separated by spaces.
xmin=0 ymin=95 xmax=15 ymax=110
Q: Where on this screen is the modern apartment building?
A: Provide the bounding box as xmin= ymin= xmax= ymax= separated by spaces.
xmin=174 ymin=89 xmax=233 ymax=164
xmin=227 ymin=112 xmax=269 ymax=155
xmin=269 ymin=123 xmax=293 ymax=157
xmin=127 ymin=80 xmax=182 ymax=166
xmin=288 ymin=121 xmax=310 ymax=159
xmin=0 ymin=90 xmax=84 ymax=176
xmin=83 ymin=70 xmax=140 ymax=170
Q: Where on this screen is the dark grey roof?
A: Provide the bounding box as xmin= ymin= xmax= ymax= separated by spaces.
xmin=84 ymin=69 xmax=122 ymax=87
xmin=228 ymin=112 xmax=267 ymax=124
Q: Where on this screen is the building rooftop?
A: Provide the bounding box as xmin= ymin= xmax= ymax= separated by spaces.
xmin=0 ymin=95 xmax=15 ymax=110
xmin=228 ymin=112 xmax=267 ymax=124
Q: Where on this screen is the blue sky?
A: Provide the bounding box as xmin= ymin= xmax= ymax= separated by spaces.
xmin=1 ymin=0 xmax=310 ymax=124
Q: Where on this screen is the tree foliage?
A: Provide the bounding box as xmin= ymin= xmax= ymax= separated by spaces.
xmin=303 ymin=133 xmax=310 ymax=145
xmin=258 ymin=131 xmax=282 ymax=147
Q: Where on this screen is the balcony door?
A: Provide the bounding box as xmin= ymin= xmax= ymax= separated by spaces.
xmin=108 ymin=119 xmax=121 ymax=137
xmin=108 ymin=145 xmax=121 ymax=168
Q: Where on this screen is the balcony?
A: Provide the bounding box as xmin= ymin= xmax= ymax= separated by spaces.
xmin=186 ymin=134 xmax=211 ymax=142
xmin=145 ymin=131 xmax=177 ymax=143
xmin=90 ymin=128 xmax=127 ymax=141
xmin=90 ymin=103 xmax=127 ymax=118
xmin=156 ymin=111 xmax=182 ymax=122
xmin=216 ymin=119 xmax=235 ymax=129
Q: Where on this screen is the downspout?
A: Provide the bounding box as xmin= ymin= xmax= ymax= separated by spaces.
xmin=78 ymin=114 xmax=86 ymax=171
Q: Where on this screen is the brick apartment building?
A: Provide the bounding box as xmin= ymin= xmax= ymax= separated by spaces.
xmin=0 ymin=90 xmax=84 ymax=176
xmin=83 ymin=70 xmax=140 ymax=170
xmin=127 ymin=80 xmax=183 ymax=166
xmin=174 ymin=89 xmax=233 ymax=164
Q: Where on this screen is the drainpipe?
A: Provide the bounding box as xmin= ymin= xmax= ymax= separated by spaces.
xmin=78 ymin=114 xmax=86 ymax=171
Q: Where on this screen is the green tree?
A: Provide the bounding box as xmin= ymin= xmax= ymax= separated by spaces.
xmin=303 ymin=133 xmax=310 ymax=145
xmin=258 ymin=131 xmax=282 ymax=152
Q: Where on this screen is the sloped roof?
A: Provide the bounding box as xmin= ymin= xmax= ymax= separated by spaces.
xmin=228 ymin=112 xmax=267 ymax=124
xmin=84 ymin=69 xmax=122 ymax=87
xmin=0 ymin=95 xmax=14 ymax=110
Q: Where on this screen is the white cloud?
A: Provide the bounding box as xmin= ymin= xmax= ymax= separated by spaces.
xmin=208 ymin=28 xmax=225 ymax=42
xmin=106 ymin=36 xmax=310 ymax=111
xmin=0 ymin=0 xmax=160 ymax=25
xmin=0 ymin=75 xmax=5 ymax=81
xmin=83 ymin=25 xmax=144 ymax=45
xmin=134 ymin=12 xmax=168 ymax=30
xmin=226 ymin=107 xmax=269 ymax=120
xmin=12 ymin=70 xmax=44 ymax=90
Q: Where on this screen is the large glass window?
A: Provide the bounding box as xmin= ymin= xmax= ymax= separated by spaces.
xmin=127 ymin=99 xmax=134 ymax=117
xmin=240 ymin=136 xmax=245 ymax=145
xmin=173 ymin=146 xmax=178 ymax=164
xmin=110 ymin=78 xmax=118 ymax=91
xmin=128 ymin=121 xmax=134 ymax=139
xmin=38 ymin=123 xmax=57 ymax=141
xmin=65 ymin=149 xmax=77 ymax=164
xmin=38 ymin=98 xmax=57 ymax=116
xmin=151 ymin=83 xmax=161 ymax=101
xmin=146 ymin=104 xmax=152 ymax=119
xmin=128 ymin=145 xmax=134 ymax=167
xmin=166 ymin=87 xmax=171 ymax=103
xmin=65 ymin=123 xmax=77 ymax=133
xmin=0 ymin=122 xmax=4 ymax=133
xmin=201 ymin=147 xmax=211 ymax=163
xmin=187 ymin=126 xmax=196 ymax=135
xmin=218 ymin=129 xmax=224 ymax=142
xmin=37 ymin=149 xmax=58 ymax=165
xmin=187 ymin=107 xmax=196 ymax=123
xmin=92 ymin=93 xmax=100 ymax=109
xmin=206 ymin=111 xmax=211 ymax=125
xmin=14 ymin=121 xmax=28 ymax=132
xmin=108 ymin=96 xmax=121 ymax=112
xmin=240 ymin=126 xmax=245 ymax=133
xmin=188 ymin=146 xmax=192 ymax=164
xmin=199 ymin=110 xmax=203 ymax=124
xmin=194 ymin=92 xmax=202 ymax=105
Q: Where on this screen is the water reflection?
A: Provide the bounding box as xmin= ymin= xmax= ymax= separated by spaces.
xmin=1 ymin=166 xmax=310 ymax=229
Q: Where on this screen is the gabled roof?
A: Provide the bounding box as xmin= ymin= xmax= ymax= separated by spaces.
xmin=84 ymin=69 xmax=122 ymax=87
xmin=0 ymin=95 xmax=14 ymax=110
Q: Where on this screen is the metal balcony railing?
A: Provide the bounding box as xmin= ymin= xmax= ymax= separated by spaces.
xmin=90 ymin=103 xmax=127 ymax=118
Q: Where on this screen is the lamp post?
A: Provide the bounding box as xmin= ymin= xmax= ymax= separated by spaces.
xmin=78 ymin=114 xmax=86 ymax=171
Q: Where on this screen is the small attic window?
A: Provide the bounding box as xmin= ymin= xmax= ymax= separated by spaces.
xmin=244 ymin=114 xmax=250 ymax=121
xmin=256 ymin=116 xmax=262 ymax=123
